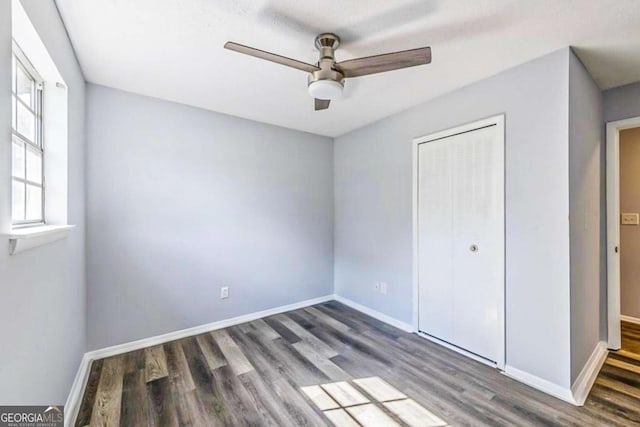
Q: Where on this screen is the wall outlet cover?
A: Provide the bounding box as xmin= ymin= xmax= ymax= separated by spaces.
xmin=380 ymin=282 xmax=388 ymax=295
xmin=220 ymin=286 xmax=229 ymax=299
xmin=621 ymin=213 xmax=640 ymax=225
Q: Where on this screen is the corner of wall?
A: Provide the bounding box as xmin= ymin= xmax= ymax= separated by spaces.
xmin=567 ymin=46 xmax=605 ymax=384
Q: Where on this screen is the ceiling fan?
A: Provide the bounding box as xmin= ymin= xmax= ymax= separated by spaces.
xmin=224 ymin=33 xmax=431 ymax=111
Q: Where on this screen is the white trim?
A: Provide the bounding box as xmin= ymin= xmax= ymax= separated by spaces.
xmin=412 ymin=115 xmax=505 ymax=145
xmin=417 ymin=331 xmax=496 ymax=368
xmin=7 ymin=225 xmax=74 ymax=255
xmin=507 ymin=342 xmax=608 ymax=408
xmin=87 ymin=294 xmax=334 ymax=360
xmin=412 ymin=135 xmax=420 ymax=333
xmin=606 ymin=116 xmax=640 ymax=349
xmin=8 ymin=224 xmax=74 ymax=238
xmin=65 ymin=294 xmax=334 ymax=425
xmin=571 ymin=341 xmax=608 ymax=406
xmin=503 ymin=366 xmax=576 ymax=405
xmin=64 ymin=354 xmax=92 ymax=427
xmin=412 ymin=114 xmax=506 ymax=370
xmin=333 ymin=295 xmax=414 ymax=333
xmin=620 ymin=315 xmax=640 ymax=325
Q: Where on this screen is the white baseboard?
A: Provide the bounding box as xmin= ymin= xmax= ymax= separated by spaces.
xmin=87 ymin=294 xmax=334 ymax=360
xmin=571 ymin=341 xmax=608 ymax=406
xmin=620 ymin=315 xmax=640 ymax=325
xmin=333 ymin=295 xmax=414 ymax=333
xmin=64 ymin=353 xmax=92 ymax=427
xmin=65 ymin=293 xmax=333 ymax=426
xmin=503 ymin=366 xmax=576 ymax=405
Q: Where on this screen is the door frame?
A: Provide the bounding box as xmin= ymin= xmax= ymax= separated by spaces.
xmin=606 ymin=116 xmax=640 ymax=349
xmin=412 ymin=114 xmax=506 ymax=369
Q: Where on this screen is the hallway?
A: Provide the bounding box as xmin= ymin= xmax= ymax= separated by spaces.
xmin=588 ymin=321 xmax=640 ymax=424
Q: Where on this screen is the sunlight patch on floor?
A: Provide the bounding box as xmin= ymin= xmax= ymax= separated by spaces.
xmin=302 ymin=376 xmax=448 ymax=427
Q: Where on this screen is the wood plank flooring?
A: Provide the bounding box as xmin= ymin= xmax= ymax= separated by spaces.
xmin=76 ymin=302 xmax=640 ymax=426
xmin=622 ymin=321 xmax=640 ymax=354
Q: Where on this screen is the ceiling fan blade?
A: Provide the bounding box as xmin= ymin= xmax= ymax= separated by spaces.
xmin=224 ymin=42 xmax=320 ymax=73
xmin=335 ymin=47 xmax=431 ymax=78
xmin=315 ymin=99 xmax=330 ymax=111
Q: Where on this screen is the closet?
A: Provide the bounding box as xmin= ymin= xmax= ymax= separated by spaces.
xmin=416 ymin=116 xmax=505 ymax=366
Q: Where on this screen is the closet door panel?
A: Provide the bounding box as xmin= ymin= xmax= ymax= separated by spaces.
xmin=451 ymin=126 xmax=504 ymax=362
xmin=417 ymin=139 xmax=454 ymax=339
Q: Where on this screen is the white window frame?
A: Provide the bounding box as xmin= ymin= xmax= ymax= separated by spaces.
xmin=11 ymin=41 xmax=45 ymax=227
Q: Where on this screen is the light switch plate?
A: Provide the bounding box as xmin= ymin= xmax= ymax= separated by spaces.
xmin=621 ymin=213 xmax=640 ymax=225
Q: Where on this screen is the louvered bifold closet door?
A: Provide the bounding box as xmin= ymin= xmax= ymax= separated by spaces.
xmin=418 ymin=124 xmax=504 ymax=364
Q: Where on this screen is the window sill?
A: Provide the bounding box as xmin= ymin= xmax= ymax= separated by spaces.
xmin=7 ymin=224 xmax=75 ymax=255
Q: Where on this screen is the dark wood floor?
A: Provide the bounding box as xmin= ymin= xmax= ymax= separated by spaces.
xmin=76 ymin=302 xmax=640 ymax=426
xmin=622 ymin=321 xmax=640 ymax=354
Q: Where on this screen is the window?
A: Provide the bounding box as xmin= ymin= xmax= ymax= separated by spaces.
xmin=11 ymin=44 xmax=44 ymax=226
xmin=6 ymin=0 xmax=73 ymax=254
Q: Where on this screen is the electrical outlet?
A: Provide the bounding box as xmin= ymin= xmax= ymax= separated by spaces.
xmin=375 ymin=282 xmax=380 ymax=292
xmin=220 ymin=286 xmax=229 ymax=299
xmin=380 ymin=282 xmax=388 ymax=295
xmin=621 ymin=213 xmax=640 ymax=225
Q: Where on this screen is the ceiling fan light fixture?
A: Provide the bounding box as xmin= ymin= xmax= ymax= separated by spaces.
xmin=225 ymin=34 xmax=431 ymax=111
xmin=308 ymin=79 xmax=343 ymax=100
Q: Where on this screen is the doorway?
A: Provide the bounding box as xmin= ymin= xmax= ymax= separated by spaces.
xmin=412 ymin=115 xmax=505 ymax=368
xmin=607 ymin=116 xmax=640 ymax=353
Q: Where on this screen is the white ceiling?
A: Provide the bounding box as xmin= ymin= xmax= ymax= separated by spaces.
xmin=55 ymin=0 xmax=640 ymax=137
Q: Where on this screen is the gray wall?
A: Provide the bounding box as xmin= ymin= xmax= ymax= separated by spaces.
xmin=335 ymin=49 xmax=573 ymax=388
xmin=568 ymin=51 xmax=603 ymax=383
xmin=86 ymin=84 xmax=334 ymax=350
xmin=620 ymin=128 xmax=640 ymax=319
xmin=0 ymin=0 xmax=86 ymax=404
xmin=603 ymin=81 xmax=640 ymax=123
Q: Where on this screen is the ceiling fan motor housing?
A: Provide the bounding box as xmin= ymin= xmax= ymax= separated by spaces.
xmin=308 ymin=33 xmax=345 ymax=100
